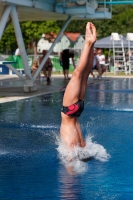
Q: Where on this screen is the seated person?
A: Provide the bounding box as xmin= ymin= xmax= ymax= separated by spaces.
xmin=31 ymin=61 xmax=40 ymax=78
xmin=115 ymin=61 xmax=123 ymax=70
xmin=126 ymin=51 xmax=133 ymax=62
xmin=97 ymin=48 xmax=106 ymax=77
xmin=39 ymin=50 xmax=53 ymax=82
xmin=89 ymin=48 xmax=101 ymax=78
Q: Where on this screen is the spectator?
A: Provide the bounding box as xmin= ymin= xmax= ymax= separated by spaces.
xmin=31 ymin=61 xmax=40 ymax=78
xmin=97 ymin=49 xmax=106 ymax=77
xmin=126 ymin=51 xmax=133 ymax=61
xmin=125 ymin=51 xmax=133 ymax=72
xmin=105 ymin=53 xmax=110 ymax=71
xmin=115 ymin=62 xmax=122 ymax=70
xmin=89 ymin=48 xmax=101 ymax=78
xmin=60 ymin=49 xmax=76 ymax=80
xmin=27 ymin=43 xmax=34 ymax=55
xmin=39 ymin=50 xmax=53 ymax=82
xmin=105 ymin=54 xmax=109 ymax=64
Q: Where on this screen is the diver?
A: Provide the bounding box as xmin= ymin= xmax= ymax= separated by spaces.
xmin=60 ymin=22 xmax=97 ymax=161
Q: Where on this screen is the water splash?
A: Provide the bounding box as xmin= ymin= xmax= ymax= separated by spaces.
xmin=83 ymin=135 xmax=110 ymax=162
xmin=56 ymin=134 xmax=110 ymax=175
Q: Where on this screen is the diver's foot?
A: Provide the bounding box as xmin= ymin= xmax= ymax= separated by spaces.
xmin=90 ymin=23 xmax=97 ymax=43
xmin=85 ymin=22 xmax=97 ymax=44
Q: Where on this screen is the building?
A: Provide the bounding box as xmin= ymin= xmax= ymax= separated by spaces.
xmin=37 ymin=32 xmax=85 ymax=53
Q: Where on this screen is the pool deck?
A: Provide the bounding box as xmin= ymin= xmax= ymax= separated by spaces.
xmin=0 ymin=73 xmax=133 ymax=103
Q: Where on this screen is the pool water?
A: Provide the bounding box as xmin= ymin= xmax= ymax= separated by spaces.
xmin=0 ymin=78 xmax=133 ymax=199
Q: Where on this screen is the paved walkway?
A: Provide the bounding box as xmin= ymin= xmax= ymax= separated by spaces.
xmin=0 ymin=75 xmax=66 ymax=103
xmin=0 ymin=73 xmax=133 ymax=104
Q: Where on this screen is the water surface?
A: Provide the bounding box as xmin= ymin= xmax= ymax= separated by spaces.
xmin=0 ymin=78 xmax=133 ymax=199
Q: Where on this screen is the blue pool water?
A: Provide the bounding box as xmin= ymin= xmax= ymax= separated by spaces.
xmin=0 ymin=78 xmax=133 ymax=199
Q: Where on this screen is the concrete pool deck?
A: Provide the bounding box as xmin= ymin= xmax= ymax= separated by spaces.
xmin=0 ymin=73 xmax=133 ymax=104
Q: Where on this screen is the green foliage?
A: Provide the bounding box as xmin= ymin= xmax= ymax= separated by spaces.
xmin=0 ymin=20 xmax=61 ymax=53
xmin=1 ymin=5 xmax=133 ymax=53
xmin=92 ymin=5 xmax=133 ymax=38
xmin=0 ymin=23 xmax=16 ymax=53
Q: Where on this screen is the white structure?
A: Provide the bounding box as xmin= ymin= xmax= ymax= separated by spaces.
xmin=74 ymin=35 xmax=84 ymax=50
xmin=110 ymin=33 xmax=126 ymax=75
xmin=37 ymin=38 xmax=52 ymax=53
xmin=54 ymin=35 xmax=70 ymax=52
xmin=37 ymin=34 xmax=70 ymax=53
xmin=126 ymin=33 xmax=133 ymax=74
xmin=37 ymin=33 xmax=84 ymax=53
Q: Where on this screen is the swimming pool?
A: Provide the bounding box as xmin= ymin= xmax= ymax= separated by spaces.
xmin=0 ymin=78 xmax=133 ymax=199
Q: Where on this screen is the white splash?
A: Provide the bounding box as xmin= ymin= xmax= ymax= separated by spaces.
xmin=56 ymin=134 xmax=110 ymax=174
xmin=116 ymin=108 xmax=133 ymax=112
xmin=83 ymin=135 xmax=110 ymax=162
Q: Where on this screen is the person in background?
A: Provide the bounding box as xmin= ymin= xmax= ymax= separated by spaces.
xmin=105 ymin=53 xmax=110 ymax=71
xmin=27 ymin=43 xmax=34 ymax=55
xmin=31 ymin=61 xmax=40 ymax=78
xmin=126 ymin=51 xmax=133 ymax=61
xmin=115 ymin=61 xmax=121 ymax=70
xmin=97 ymin=48 xmax=106 ymax=77
xmin=125 ymin=51 xmax=133 ymax=72
xmin=60 ymin=49 xmax=76 ymax=80
xmin=39 ymin=50 xmax=53 ymax=82
xmin=89 ymin=48 xmax=101 ymax=78
xmin=105 ymin=53 xmax=109 ymax=64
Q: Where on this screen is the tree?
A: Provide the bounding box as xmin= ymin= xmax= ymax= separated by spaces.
xmin=0 ymin=5 xmax=133 ymax=53
xmin=0 ymin=20 xmax=61 ymax=53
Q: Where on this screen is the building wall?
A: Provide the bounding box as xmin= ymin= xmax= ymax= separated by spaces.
xmin=53 ymin=35 xmax=70 ymax=52
xmin=74 ymin=36 xmax=84 ymax=49
xmin=37 ymin=39 xmax=51 ymax=53
xmin=37 ymin=34 xmax=84 ymax=53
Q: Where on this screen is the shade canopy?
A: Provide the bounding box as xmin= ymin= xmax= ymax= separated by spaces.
xmin=94 ymin=35 xmax=133 ymax=49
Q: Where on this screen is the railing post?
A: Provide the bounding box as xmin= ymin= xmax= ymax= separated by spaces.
xmin=10 ymin=5 xmax=32 ymax=80
xmin=0 ymin=5 xmax=12 ymax=39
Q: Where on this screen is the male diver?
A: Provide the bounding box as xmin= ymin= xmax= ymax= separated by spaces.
xmin=60 ymin=22 xmax=97 ymax=161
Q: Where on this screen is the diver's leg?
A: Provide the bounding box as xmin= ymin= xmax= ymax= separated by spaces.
xmin=77 ymin=38 xmax=95 ymax=148
xmin=60 ymin=118 xmax=83 ymax=148
xmin=63 ymin=22 xmax=97 ymax=106
xmin=79 ymin=45 xmax=94 ymax=100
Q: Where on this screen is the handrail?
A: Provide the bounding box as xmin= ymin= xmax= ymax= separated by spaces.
xmin=99 ymin=1 xmax=133 ymax=5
